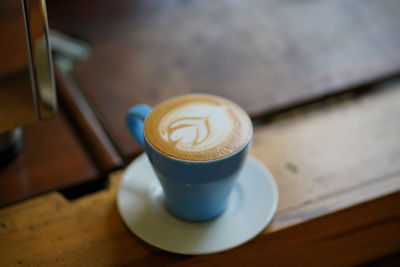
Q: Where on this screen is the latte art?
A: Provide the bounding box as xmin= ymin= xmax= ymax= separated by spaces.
xmin=159 ymin=104 xmax=233 ymax=152
xmin=145 ymin=94 xmax=252 ymax=161
xmin=166 ymin=117 xmax=210 ymax=145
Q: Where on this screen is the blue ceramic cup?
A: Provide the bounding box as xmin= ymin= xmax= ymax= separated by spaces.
xmin=126 ymin=101 xmax=251 ymax=221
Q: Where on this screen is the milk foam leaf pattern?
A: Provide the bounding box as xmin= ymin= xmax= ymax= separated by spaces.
xmin=166 ymin=117 xmax=210 ymax=146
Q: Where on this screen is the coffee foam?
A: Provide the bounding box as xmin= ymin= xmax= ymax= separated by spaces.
xmin=145 ymin=94 xmax=252 ymax=161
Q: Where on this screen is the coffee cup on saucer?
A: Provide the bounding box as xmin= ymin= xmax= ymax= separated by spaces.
xmin=126 ymin=94 xmax=252 ymax=221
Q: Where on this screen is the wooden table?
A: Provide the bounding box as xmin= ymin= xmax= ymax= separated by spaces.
xmin=0 ymin=111 xmax=100 ymax=207
xmin=1 ymin=0 xmax=400 ymax=264
xmin=47 ymin=0 xmax=400 ymax=162
xmin=1 ymin=82 xmax=399 ymax=266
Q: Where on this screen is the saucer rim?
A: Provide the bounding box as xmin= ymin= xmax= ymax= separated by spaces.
xmin=117 ymin=153 xmax=278 ymax=255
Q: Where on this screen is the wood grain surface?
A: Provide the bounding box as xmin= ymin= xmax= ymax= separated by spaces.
xmin=56 ymin=67 xmax=124 ymax=172
xmin=47 ymin=0 xmax=400 ymax=160
xmin=0 ymin=112 xmax=99 ymax=207
xmin=0 ymin=176 xmax=398 ymax=266
xmin=1 ymin=79 xmax=399 ymax=266
xmin=252 ymin=84 xmax=400 ymax=230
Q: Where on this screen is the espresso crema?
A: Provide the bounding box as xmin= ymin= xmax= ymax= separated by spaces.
xmin=144 ymin=94 xmax=252 ymax=161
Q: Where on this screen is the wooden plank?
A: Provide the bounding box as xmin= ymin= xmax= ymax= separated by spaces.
xmin=0 ymin=173 xmax=398 ymax=266
xmin=175 ymin=191 xmax=400 ymax=267
xmin=47 ymin=0 xmax=400 ymax=160
xmin=0 ymin=112 xmax=99 ymax=207
xmin=55 ymin=66 xmax=124 ymax=172
xmin=1 ymin=81 xmax=400 ymax=265
xmin=252 ymin=84 xmax=400 ymax=230
xmin=0 ymin=181 xmax=149 ymax=266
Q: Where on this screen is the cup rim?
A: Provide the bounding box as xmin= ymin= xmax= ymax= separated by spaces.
xmin=142 ymin=93 xmax=253 ymax=163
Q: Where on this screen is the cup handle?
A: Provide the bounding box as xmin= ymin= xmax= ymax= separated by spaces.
xmin=126 ymin=104 xmax=153 ymax=149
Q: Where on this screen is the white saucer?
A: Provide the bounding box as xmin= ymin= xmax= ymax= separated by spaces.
xmin=117 ymin=153 xmax=278 ymax=255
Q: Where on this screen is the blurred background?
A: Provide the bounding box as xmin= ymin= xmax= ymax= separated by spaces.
xmin=1 ymin=0 xmax=400 ymax=207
